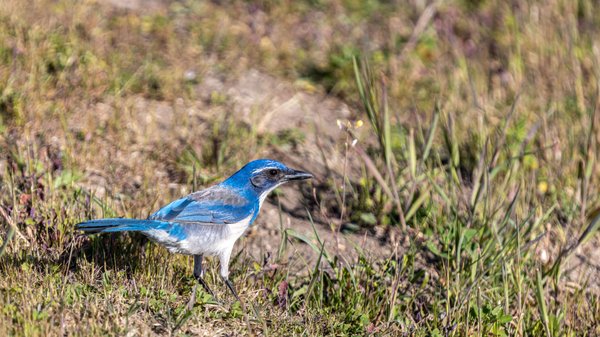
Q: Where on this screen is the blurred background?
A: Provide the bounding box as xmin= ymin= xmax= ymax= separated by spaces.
xmin=0 ymin=0 xmax=599 ymax=335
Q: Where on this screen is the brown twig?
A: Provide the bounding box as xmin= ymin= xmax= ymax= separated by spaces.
xmin=0 ymin=206 xmax=28 ymax=244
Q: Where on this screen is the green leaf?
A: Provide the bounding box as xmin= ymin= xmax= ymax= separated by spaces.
xmin=360 ymin=212 xmax=377 ymax=225
xmin=426 ymin=241 xmax=448 ymax=259
xmin=497 ymin=314 xmax=512 ymax=324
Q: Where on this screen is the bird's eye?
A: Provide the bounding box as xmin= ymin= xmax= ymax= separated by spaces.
xmin=268 ymin=169 xmax=279 ymax=176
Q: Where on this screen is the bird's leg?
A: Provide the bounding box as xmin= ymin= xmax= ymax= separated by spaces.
xmin=193 ymin=255 xmax=216 ymax=297
xmin=219 ymin=249 xmax=248 ymax=322
xmin=223 ymin=277 xmax=242 ymax=303
xmin=219 ymin=249 xmax=257 ymax=334
xmin=187 ymin=254 xmax=216 ymax=310
xmin=195 ymin=275 xmax=215 ymax=298
xmin=219 ymin=249 xmax=243 ymax=304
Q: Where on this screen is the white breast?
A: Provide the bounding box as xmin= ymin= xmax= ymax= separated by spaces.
xmin=227 ymin=215 xmax=253 ymax=240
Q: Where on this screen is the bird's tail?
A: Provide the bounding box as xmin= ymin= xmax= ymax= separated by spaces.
xmin=76 ymin=218 xmax=171 ymax=234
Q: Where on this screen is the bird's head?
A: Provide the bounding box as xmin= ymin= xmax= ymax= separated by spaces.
xmin=222 ymin=159 xmax=313 ymax=197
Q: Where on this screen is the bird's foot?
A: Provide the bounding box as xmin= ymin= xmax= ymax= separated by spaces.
xmin=196 ymin=275 xmax=216 ymax=299
xmin=224 ymin=278 xmax=242 ymax=304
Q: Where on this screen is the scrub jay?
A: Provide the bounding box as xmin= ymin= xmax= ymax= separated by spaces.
xmin=77 ymin=159 xmax=312 ymax=308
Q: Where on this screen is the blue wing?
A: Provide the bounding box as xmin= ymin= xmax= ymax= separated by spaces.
xmin=149 ymin=185 xmax=256 ymax=224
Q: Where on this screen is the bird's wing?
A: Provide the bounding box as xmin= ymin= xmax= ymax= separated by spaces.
xmin=149 ymin=185 xmax=254 ymax=224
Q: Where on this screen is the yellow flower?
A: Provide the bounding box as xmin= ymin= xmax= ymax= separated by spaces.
xmin=537 ymin=181 xmax=548 ymax=194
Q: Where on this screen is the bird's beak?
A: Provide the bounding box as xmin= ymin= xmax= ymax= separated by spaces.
xmin=285 ymin=169 xmax=313 ymax=181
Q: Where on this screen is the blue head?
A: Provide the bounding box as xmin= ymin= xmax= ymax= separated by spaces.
xmin=221 ymin=159 xmax=312 ymax=198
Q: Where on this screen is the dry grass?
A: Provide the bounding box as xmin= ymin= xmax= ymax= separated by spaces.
xmin=1 ymin=0 xmax=600 ymax=335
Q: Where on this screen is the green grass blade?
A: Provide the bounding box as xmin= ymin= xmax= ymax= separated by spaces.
xmin=535 ymin=271 xmax=552 ymax=337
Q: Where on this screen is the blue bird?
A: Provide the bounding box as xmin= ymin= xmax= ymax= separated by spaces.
xmin=77 ymin=159 xmax=312 ymax=308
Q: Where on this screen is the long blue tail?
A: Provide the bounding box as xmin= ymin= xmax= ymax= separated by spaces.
xmin=76 ymin=218 xmax=171 ymax=234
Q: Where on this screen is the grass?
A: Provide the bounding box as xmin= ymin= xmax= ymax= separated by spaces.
xmin=1 ymin=0 xmax=600 ymax=335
